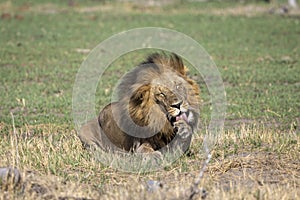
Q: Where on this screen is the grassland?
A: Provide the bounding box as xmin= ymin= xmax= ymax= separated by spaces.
xmin=0 ymin=0 xmax=299 ymax=199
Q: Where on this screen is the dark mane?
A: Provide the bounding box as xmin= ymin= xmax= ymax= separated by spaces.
xmin=117 ymin=52 xmax=186 ymax=100
xmin=141 ymin=52 xmax=185 ymax=75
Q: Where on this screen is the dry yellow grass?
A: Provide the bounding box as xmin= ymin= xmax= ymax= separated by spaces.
xmin=0 ymin=121 xmax=299 ymax=199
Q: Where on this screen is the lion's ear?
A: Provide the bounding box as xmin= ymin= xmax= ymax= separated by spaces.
xmin=130 ymin=84 xmax=151 ymax=104
xmin=170 ymin=53 xmax=186 ymax=76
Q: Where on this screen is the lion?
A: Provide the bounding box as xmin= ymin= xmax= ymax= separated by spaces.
xmin=78 ymin=53 xmax=200 ymax=156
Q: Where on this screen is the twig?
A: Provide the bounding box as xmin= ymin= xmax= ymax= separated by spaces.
xmin=187 ymin=135 xmax=212 ymax=199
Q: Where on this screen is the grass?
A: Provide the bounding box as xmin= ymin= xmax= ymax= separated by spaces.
xmin=0 ymin=0 xmax=299 ymax=199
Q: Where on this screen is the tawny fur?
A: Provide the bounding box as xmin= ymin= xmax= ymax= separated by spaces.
xmin=78 ymin=53 xmax=200 ymax=154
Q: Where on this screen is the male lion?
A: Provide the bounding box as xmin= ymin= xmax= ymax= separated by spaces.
xmin=78 ymin=53 xmax=200 ymax=156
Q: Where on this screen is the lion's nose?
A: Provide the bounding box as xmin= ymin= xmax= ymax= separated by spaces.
xmin=171 ymin=101 xmax=182 ymax=109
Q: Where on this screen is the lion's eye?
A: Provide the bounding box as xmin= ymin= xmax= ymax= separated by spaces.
xmin=159 ymin=93 xmax=165 ymax=98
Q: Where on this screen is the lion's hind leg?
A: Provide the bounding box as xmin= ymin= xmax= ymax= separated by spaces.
xmin=78 ymin=118 xmax=115 ymax=152
xmin=78 ymin=118 xmax=102 ymax=149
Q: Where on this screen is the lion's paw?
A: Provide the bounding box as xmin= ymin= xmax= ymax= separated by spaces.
xmin=173 ymin=120 xmax=192 ymax=139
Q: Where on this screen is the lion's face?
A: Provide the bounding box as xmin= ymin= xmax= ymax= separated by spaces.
xmin=151 ymin=70 xmax=198 ymax=130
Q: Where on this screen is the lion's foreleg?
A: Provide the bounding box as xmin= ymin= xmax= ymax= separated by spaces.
xmin=166 ymin=120 xmax=193 ymax=154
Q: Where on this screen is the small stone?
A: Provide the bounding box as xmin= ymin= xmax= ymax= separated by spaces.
xmin=0 ymin=167 xmax=22 ymax=190
xmin=146 ymin=180 xmax=163 ymax=192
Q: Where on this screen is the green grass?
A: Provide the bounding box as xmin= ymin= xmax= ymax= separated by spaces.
xmin=0 ymin=0 xmax=299 ymax=199
xmin=1 ymin=1 xmax=299 ymax=127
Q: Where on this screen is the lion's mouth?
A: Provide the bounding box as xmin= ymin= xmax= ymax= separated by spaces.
xmin=175 ymin=112 xmax=188 ymax=122
xmin=169 ymin=111 xmax=193 ymax=125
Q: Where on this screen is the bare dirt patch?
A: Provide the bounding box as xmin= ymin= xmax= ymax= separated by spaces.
xmin=1 ymin=1 xmax=300 ymax=17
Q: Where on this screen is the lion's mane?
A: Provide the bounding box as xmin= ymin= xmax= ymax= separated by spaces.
xmin=79 ymin=53 xmax=200 ymax=154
